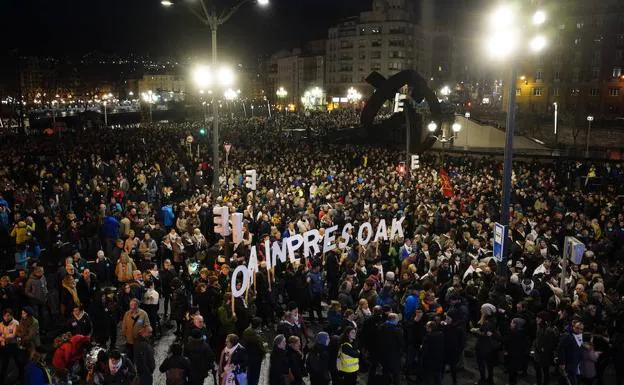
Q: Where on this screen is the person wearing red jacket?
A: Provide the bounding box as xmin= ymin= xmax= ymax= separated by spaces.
xmin=52 ymin=334 xmax=91 ymax=371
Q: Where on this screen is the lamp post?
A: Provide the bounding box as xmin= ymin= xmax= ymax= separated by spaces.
xmin=428 ymin=121 xmax=462 ymax=165
xmin=586 ymin=115 xmax=594 ymax=157
xmin=553 ymin=102 xmax=558 ymax=146
xmin=103 ymin=101 xmax=108 ymax=127
xmin=162 ymin=0 xmax=269 ymax=193
xmin=276 ymin=87 xmax=288 ymax=113
xmin=346 ymin=87 xmax=362 ymax=110
xmin=485 ymin=3 xmax=547 ymax=274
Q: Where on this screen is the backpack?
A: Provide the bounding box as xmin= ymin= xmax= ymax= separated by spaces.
xmin=306 ymin=349 xmax=329 ymax=380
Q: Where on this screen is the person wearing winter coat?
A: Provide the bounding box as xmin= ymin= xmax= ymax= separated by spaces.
xmin=24 ymin=347 xmax=52 ymax=385
xmin=286 ymin=336 xmax=306 ymax=385
xmin=421 ymin=321 xmax=445 ymax=385
xmin=25 ymin=266 xmax=48 ymax=332
xmin=307 ymin=332 xmax=331 ymax=385
xmin=134 ymin=325 xmax=155 ymax=385
xmin=51 ymin=333 xmax=91 ymax=371
xmin=557 ymin=320 xmax=585 ymax=385
xmin=60 ymin=274 xmax=81 ymax=318
xmin=471 ymin=303 xmax=500 ymax=385
xmin=17 ymin=306 xmax=41 ymax=348
xmin=170 ymin=278 xmax=189 ymax=337
xmin=533 ymin=311 xmax=559 ymax=385
xmin=269 ymin=334 xmax=290 ymax=385
xmin=443 ymin=309 xmax=467 ymax=385
xmin=94 ymin=349 xmax=138 ymax=385
xmin=160 ymin=342 xmax=193 ymax=385
xmin=186 ymin=328 xmax=216 ymax=385
xmin=121 ymin=298 xmax=150 ymax=360
xmin=88 ymin=290 xmax=117 ymax=349
xmin=93 ymin=250 xmax=114 ymax=286
xmin=65 ymin=305 xmax=93 ymax=336
xmin=505 ymin=318 xmax=528 ymax=385
xmin=242 ymin=318 xmax=267 ymax=385
xmin=376 ymin=313 xmax=405 ymax=385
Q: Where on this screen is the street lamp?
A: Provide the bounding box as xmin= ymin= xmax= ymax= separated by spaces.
xmin=346 ymin=87 xmax=362 ymax=104
xmin=586 ymin=115 xmax=594 ymax=157
xmin=484 ymin=3 xmax=548 ymax=265
xmin=276 ymin=87 xmax=288 ymax=112
xmin=163 ymin=0 xmax=269 ymax=193
xmin=428 ymin=121 xmax=461 ymax=164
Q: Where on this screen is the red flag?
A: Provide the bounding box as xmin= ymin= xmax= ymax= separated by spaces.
xmin=439 ymin=168 xmax=454 ymax=198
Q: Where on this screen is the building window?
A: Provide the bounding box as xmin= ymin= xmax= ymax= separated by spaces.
xmin=532 ymin=88 xmax=543 ymax=96
xmin=536 ymin=70 xmax=543 ymax=82
xmin=371 ymin=51 xmax=381 ymax=59
xmin=572 ymin=69 xmax=580 ymax=82
xmin=389 ymin=26 xmax=405 ymax=34
xmin=616 ymin=50 xmax=623 ymax=61
xmin=609 ymin=88 xmax=621 ymax=96
xmin=388 ymin=62 xmax=402 ymax=71
xmin=371 ymin=40 xmax=382 ymax=47
xmin=552 ymin=88 xmax=560 ymax=97
xmin=390 ymin=51 xmax=405 ymax=58
xmin=389 ymin=40 xmax=404 ymax=47
xmin=371 ymin=63 xmax=381 ymax=71
xmin=571 ymin=88 xmax=580 ymax=96
xmin=516 ymin=88 xmax=522 ymax=96
xmin=576 ymin=20 xmax=584 ymax=29
xmin=590 ymin=88 xmax=600 ymax=96
xmin=359 ymin=39 xmax=366 ymax=48
xmin=359 ymin=53 xmax=366 ymax=60
xmin=554 ymin=71 xmax=561 ymax=82
xmin=613 ymin=67 xmax=623 ymax=78
xmin=340 ymin=40 xmax=353 ymax=49
xmin=371 ymin=27 xmax=382 ymax=34
xmin=591 ymin=68 xmax=600 ymax=80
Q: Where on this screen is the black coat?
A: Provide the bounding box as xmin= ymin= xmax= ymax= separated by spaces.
xmin=88 ymin=299 xmax=115 ymax=338
xmin=504 ymin=328 xmax=528 ymax=370
xmin=420 ymin=329 xmax=445 ymax=373
xmin=376 ymin=321 xmax=405 ymax=370
xmin=134 ymin=335 xmax=156 ymax=376
xmin=533 ymin=325 xmax=559 ymax=366
xmin=185 ymin=336 xmax=215 ymax=379
xmin=170 ymin=286 xmax=188 ymax=321
xmin=557 ymin=332 xmax=584 ymax=375
xmin=286 ymin=347 xmax=306 ymax=385
xmin=306 ymin=344 xmax=330 ymax=384
xmin=159 ymin=354 xmax=193 ymax=384
xmin=443 ymin=322 xmax=466 ymax=365
xmin=269 ymin=348 xmax=289 ymax=385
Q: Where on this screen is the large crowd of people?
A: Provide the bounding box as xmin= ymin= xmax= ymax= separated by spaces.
xmin=0 ymin=112 xmax=623 ymax=385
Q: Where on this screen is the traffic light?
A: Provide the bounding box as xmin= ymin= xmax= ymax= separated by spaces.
xmin=231 ymin=213 xmax=244 ymax=244
xmin=394 ymin=93 xmax=407 ymax=113
xmin=199 ymin=128 xmax=206 ymax=135
xmin=245 ymin=169 xmax=257 ymax=190
xmin=213 ymin=206 xmax=231 ymax=236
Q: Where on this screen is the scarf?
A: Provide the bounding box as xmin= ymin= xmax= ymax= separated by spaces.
xmin=62 ymin=279 xmax=81 ymax=306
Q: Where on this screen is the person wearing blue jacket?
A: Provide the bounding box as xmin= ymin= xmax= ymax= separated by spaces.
xmin=24 ymin=347 xmax=52 ymax=385
xmin=102 ymin=214 xmax=120 ymax=257
xmin=160 ymin=204 xmax=175 ymax=230
xmin=307 ymin=264 xmax=324 ymax=323
xmin=403 ymin=286 xmax=421 ymax=321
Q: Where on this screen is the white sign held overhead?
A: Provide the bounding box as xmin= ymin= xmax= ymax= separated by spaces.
xmin=224 ymin=143 xmax=232 ymax=153
xmin=186 ymin=135 xmax=194 ymax=144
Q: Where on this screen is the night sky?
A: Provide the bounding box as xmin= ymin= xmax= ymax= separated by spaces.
xmin=0 ymin=0 xmax=369 ymax=60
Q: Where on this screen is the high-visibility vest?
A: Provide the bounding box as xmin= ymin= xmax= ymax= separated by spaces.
xmin=337 ymin=342 xmax=359 ymax=373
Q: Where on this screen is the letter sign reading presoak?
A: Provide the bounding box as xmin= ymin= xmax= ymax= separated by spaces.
xmin=226 ymin=215 xmax=405 ymax=297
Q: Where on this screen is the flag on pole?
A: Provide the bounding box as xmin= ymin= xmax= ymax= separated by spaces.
xmin=439 ymin=168 xmax=454 ymax=198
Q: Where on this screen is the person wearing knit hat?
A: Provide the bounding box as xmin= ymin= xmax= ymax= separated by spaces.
xmin=315 ymin=331 xmax=330 ymax=346
xmin=472 ymin=303 xmax=499 ymax=385
xmin=308 ymin=332 xmax=331 ymax=385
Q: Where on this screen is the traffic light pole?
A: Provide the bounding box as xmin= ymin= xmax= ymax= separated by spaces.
xmin=211 ymin=26 xmax=220 ymax=194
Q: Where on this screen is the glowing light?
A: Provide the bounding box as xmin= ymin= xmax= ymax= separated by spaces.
xmin=161 ymin=0 xmax=173 ymax=6
xmin=440 ymin=85 xmax=451 ymax=96
xmin=218 ymin=67 xmax=235 ymax=87
xmin=529 ymin=35 xmax=547 ymax=52
xmin=533 ymin=10 xmax=546 ymax=25
xmin=427 ymin=121 xmax=437 ymax=132
xmin=224 ymin=88 xmax=238 ymax=100
xmin=194 ymin=66 xmax=213 ymax=88
xmin=346 ymin=87 xmax=362 ymax=102
xmin=257 ymin=0 xmax=269 ymax=6
xmin=452 ymin=122 xmax=462 ymax=133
